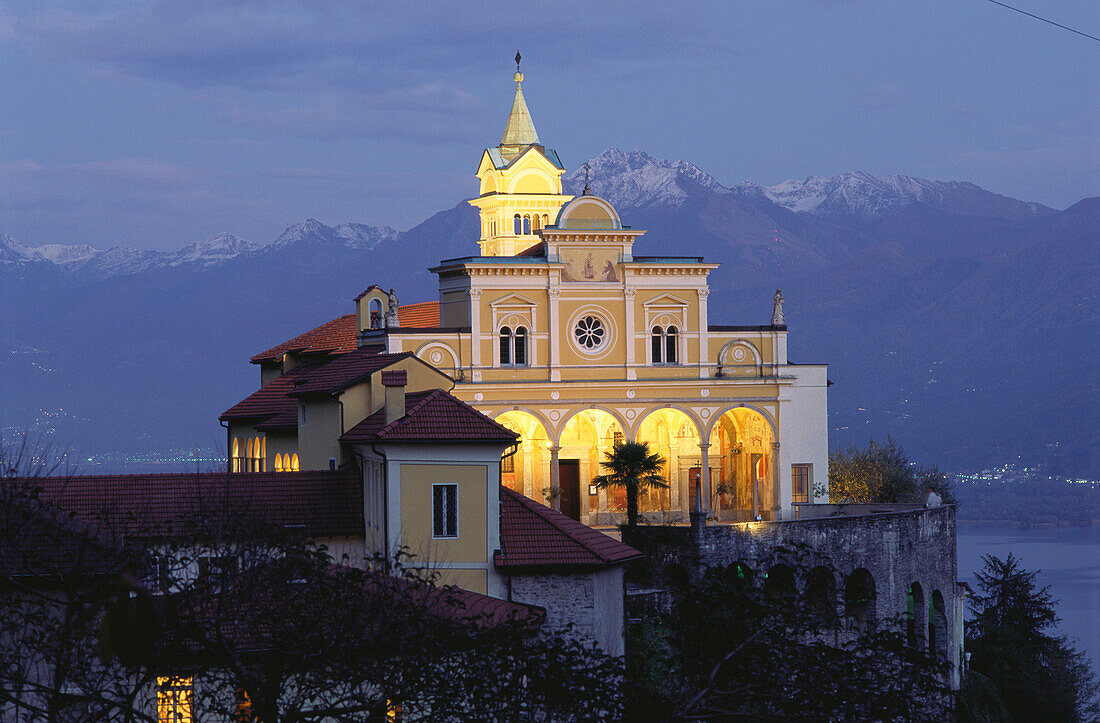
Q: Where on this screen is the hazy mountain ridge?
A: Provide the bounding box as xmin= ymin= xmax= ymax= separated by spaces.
xmin=0 ymin=220 xmax=399 ymax=278
xmin=1 ymin=150 xmax=1096 ymax=476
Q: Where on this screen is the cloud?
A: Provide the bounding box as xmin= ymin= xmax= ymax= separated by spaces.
xmin=6 ymin=2 xmax=704 ymax=91
xmin=856 ymin=83 xmax=915 ymax=111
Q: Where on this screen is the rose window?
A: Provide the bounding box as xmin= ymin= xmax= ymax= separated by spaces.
xmin=574 ymin=315 xmax=606 ymax=349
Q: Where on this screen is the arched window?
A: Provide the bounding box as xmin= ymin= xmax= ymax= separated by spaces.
xmin=907 ymin=582 xmax=927 ymax=650
xmin=523 ymin=215 xmax=531 ymax=234
xmin=513 ymin=214 xmax=522 ymax=235
xmin=514 ymin=326 xmax=527 ymax=365
xmin=499 ymin=326 xmax=512 ymax=365
xmin=231 ymin=437 xmax=241 ymax=473
xmin=290 ymin=454 xmax=299 ymax=472
xmin=930 ymin=590 xmax=948 ymax=660
xmin=651 ymin=326 xmax=679 ymax=364
xmin=274 ymin=453 xmax=283 ymax=472
xmin=532 ymin=214 xmax=541 ymax=232
xmin=845 ymin=568 xmax=877 ymax=632
xmin=499 ymin=326 xmax=528 ymax=366
xmin=542 ymin=214 xmax=549 ymax=227
xmin=369 ymin=299 xmax=382 ymax=329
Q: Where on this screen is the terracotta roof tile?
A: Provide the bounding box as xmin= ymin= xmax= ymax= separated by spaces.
xmin=496 ymin=488 xmax=641 ymax=569
xmin=34 ymin=471 xmax=363 ymax=539
xmin=251 ymin=314 xmax=358 ymax=363
xmin=341 ymin=389 xmax=518 ymax=444
xmin=288 ymin=348 xmax=412 ymax=397
xmin=397 ymin=301 xmax=440 ymax=328
xmin=515 ymin=241 xmax=547 ymax=257
xmin=220 ymin=364 xmax=316 ymax=422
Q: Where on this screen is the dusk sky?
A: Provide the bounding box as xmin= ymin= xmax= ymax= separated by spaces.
xmin=1 ymin=1 xmax=1096 ymax=251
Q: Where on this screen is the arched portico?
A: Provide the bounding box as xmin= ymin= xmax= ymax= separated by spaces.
xmin=557 ymin=408 xmax=628 ymax=523
xmin=635 ymin=407 xmax=702 ymax=522
xmin=707 ymin=406 xmax=778 ymax=521
xmin=494 ymin=410 xmax=550 ymax=502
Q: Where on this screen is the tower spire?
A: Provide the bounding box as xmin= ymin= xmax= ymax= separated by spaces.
xmin=501 ymin=52 xmax=539 ymax=148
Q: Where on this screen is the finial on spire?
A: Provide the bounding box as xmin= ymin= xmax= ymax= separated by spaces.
xmin=513 ymin=51 xmax=524 ymax=84
xmin=582 ymin=163 xmax=592 ymax=195
xmin=515 ymin=51 xmax=522 ymax=70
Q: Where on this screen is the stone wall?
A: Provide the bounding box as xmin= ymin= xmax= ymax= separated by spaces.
xmin=508 ymin=567 xmax=625 ymax=656
xmin=624 ymin=506 xmax=962 ymax=685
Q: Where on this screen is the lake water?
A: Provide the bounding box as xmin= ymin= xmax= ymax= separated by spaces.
xmin=957 ymin=522 xmax=1100 ymax=672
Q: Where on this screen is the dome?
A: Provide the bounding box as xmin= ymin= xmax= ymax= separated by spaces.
xmin=553 ymin=195 xmax=622 ymax=231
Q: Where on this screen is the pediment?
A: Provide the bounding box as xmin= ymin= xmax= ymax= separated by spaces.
xmin=641 ymin=293 xmax=690 ymax=308
xmin=489 ymin=293 xmax=538 ymax=308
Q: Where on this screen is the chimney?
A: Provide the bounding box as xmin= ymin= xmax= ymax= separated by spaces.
xmin=381 ymin=369 xmax=407 ymax=425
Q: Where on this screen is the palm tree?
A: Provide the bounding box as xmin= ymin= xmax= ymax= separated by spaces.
xmin=592 ymin=441 xmax=668 ymax=528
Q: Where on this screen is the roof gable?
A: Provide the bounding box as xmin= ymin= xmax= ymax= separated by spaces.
xmin=288 ymin=348 xmax=413 ymax=397
xmin=251 ymin=314 xmax=358 ymax=364
xmin=341 ymin=389 xmax=517 ymax=444
xmin=495 ymin=488 xmax=641 ymax=569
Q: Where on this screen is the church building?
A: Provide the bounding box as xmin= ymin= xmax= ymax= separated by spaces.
xmin=228 ymin=61 xmax=831 ymax=533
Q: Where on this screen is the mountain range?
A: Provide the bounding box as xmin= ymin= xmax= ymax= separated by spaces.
xmin=2 ymin=147 xmax=1096 ymax=476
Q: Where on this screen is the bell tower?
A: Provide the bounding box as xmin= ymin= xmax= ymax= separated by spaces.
xmin=469 ymin=53 xmax=573 ymax=256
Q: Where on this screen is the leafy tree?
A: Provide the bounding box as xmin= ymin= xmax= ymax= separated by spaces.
xmin=592 ymin=441 xmax=668 ymax=528
xmin=964 ymin=553 xmax=1099 ymax=722
xmin=828 ymin=436 xmax=955 ymax=504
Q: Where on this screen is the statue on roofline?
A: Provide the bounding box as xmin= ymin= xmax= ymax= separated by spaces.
xmin=385 ymin=288 xmax=399 ymax=328
xmin=771 ymin=289 xmax=785 ymax=327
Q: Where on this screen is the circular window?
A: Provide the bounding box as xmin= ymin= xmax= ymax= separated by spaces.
xmin=574 ymin=315 xmax=606 ymax=350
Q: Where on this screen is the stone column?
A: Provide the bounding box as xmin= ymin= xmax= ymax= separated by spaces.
xmin=699 ymin=441 xmax=712 ymax=517
xmin=624 ymin=287 xmax=637 ymax=380
xmin=548 ymin=287 xmax=561 ymax=382
xmin=772 ymin=441 xmax=782 ymax=521
xmin=549 ymin=444 xmax=561 ymax=511
xmin=469 ymin=289 xmax=482 ymax=382
xmin=697 ymin=287 xmax=710 ymax=379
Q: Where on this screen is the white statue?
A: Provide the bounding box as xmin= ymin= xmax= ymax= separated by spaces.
xmin=384 ymin=288 xmax=399 ymax=328
xmin=771 ymin=289 xmax=785 ymax=326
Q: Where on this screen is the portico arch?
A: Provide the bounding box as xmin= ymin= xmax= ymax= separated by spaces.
xmin=558 ymin=408 xmax=628 ymax=523
xmin=708 ymin=406 xmax=777 ymax=521
xmin=494 ymin=410 xmax=550 ymax=501
xmin=635 ymin=408 xmax=702 ymax=521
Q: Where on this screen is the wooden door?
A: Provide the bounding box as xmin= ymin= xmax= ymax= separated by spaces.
xmin=558 ymin=459 xmax=581 ymax=521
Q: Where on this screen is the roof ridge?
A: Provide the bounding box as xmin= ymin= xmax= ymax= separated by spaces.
xmin=374 ymin=388 xmax=445 ymax=437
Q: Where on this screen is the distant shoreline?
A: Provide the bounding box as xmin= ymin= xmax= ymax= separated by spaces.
xmin=956 ymin=518 xmax=1098 ymax=529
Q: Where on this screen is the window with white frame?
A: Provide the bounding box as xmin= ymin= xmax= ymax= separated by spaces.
xmin=432 ymin=484 xmax=458 ymax=538
xmin=651 ymin=326 xmax=679 ymax=364
xmin=498 ymin=325 xmax=527 ymax=366
xmin=792 ymin=464 xmax=811 ymax=503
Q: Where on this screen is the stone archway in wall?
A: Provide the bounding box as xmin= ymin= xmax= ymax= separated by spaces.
xmin=708 ymin=407 xmax=777 ymax=521
xmin=635 ymin=408 xmax=701 ymax=523
xmin=494 ymin=411 xmax=550 ymax=503
xmin=557 ymin=409 xmax=627 ymax=524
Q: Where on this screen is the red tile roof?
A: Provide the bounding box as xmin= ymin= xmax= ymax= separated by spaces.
xmin=340 ymin=389 xmax=518 ymax=444
xmin=251 ymin=314 xmax=358 ymax=364
xmin=34 ymin=470 xmax=363 ymax=539
xmin=288 ymin=348 xmax=412 ymax=397
xmin=220 ymin=364 xmax=316 ymax=422
xmin=495 ymin=488 xmax=641 ymax=569
xmin=397 ymin=301 xmax=440 ymax=328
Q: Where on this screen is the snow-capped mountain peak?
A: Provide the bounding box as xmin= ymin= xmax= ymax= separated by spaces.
xmin=274 ymin=219 xmax=398 ymax=250
xmin=754 ymin=171 xmax=1050 ymax=220
xmin=170 ymin=233 xmax=259 ymax=266
xmin=564 ymin=148 xmax=731 ymax=208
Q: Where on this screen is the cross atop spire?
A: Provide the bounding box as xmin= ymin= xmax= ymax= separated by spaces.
xmin=501 ymin=52 xmax=540 ymax=148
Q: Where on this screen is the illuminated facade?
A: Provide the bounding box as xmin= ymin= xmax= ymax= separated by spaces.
xmin=356 ymin=67 xmax=831 ymax=526
xmin=230 ymin=65 xmax=830 ymax=527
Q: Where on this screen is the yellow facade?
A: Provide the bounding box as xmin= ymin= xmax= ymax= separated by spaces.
xmin=366 ymin=68 xmax=830 ymax=526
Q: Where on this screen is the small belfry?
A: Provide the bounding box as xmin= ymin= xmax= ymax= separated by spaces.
xmin=469 ymin=54 xmax=573 ymax=256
